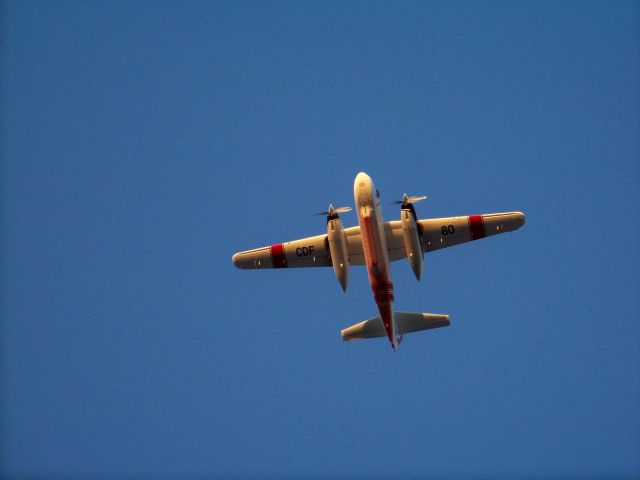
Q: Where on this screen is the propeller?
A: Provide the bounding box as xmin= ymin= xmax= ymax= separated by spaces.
xmin=314 ymin=204 xmax=352 ymax=216
xmin=391 ymin=193 xmax=427 ymax=205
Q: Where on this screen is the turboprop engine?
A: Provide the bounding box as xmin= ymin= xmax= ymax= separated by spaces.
xmin=393 ymin=194 xmax=426 ymax=281
xmin=316 ymin=204 xmax=351 ymax=292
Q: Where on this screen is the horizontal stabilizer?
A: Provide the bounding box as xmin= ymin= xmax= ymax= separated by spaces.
xmin=341 ymin=311 xmax=450 ymax=341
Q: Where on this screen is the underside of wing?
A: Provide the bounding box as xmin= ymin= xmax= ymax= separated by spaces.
xmin=232 ymin=226 xmax=365 ymax=269
xmin=420 ymin=212 xmax=525 ymax=253
xmin=233 ymin=211 xmax=524 ymax=269
xmin=383 ymin=211 xmax=525 ymax=260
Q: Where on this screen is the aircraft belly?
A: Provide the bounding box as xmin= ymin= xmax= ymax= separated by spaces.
xmin=359 ymin=211 xmax=396 ymax=348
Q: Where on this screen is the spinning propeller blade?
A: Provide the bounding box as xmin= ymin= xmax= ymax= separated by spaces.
xmin=391 ymin=193 xmax=427 ymax=205
xmin=313 ymin=204 xmax=352 ymax=216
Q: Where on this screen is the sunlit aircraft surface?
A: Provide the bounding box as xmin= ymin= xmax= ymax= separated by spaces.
xmin=232 ymin=172 xmax=525 ymax=350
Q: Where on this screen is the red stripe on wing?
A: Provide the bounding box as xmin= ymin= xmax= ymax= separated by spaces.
xmin=270 ymin=243 xmax=288 ymax=268
xmin=469 ymin=215 xmax=486 ymax=240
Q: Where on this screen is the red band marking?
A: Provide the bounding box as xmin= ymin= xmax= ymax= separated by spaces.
xmin=374 ymin=292 xmax=395 ymax=304
xmin=469 ymin=215 xmax=486 ymax=240
xmin=270 ymin=243 xmax=287 ymax=268
xmin=372 ymin=281 xmax=394 ymax=304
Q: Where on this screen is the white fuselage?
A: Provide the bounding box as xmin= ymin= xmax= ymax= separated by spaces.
xmin=354 ymin=172 xmax=399 ymax=350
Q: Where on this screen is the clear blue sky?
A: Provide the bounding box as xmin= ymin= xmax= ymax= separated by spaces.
xmin=2 ymin=1 xmax=639 ymax=478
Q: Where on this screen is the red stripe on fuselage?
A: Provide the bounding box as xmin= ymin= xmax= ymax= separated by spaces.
xmin=372 ymin=281 xmax=394 ymax=304
xmin=362 ymin=215 xmax=378 ymax=267
xmin=469 ymin=215 xmax=486 ymax=240
xmin=270 ymin=243 xmax=287 ymax=268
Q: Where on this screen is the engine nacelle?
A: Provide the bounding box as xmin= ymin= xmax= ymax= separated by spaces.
xmin=327 ymin=216 xmax=349 ymax=291
xmin=401 ymin=207 xmax=423 ymax=281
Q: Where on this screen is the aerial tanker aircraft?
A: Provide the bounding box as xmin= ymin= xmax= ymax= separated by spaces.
xmin=232 ymin=172 xmax=525 ymax=350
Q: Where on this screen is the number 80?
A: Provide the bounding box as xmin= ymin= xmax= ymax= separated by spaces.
xmin=441 ymin=225 xmax=455 ymax=235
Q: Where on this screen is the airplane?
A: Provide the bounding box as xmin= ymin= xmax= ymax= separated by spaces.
xmin=232 ymin=172 xmax=525 ymax=350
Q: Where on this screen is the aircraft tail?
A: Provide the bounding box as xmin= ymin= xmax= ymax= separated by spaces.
xmin=341 ymin=311 xmax=450 ymax=342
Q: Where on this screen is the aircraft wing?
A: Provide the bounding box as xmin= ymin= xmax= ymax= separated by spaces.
xmin=383 ymin=211 xmax=526 ymax=261
xmin=232 ymin=226 xmax=366 ymax=269
xmin=232 ymin=211 xmax=524 ymax=269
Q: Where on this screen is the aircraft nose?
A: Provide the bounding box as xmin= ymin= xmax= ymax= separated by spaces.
xmin=355 ymin=172 xmax=371 ymax=185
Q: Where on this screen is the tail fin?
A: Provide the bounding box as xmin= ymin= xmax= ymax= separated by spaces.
xmin=341 ymin=312 xmax=450 ymax=342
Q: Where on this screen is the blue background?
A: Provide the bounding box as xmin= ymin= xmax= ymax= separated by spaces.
xmin=2 ymin=1 xmax=638 ymax=478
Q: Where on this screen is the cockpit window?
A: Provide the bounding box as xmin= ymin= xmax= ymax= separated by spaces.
xmin=376 ymin=189 xmax=380 ymax=198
